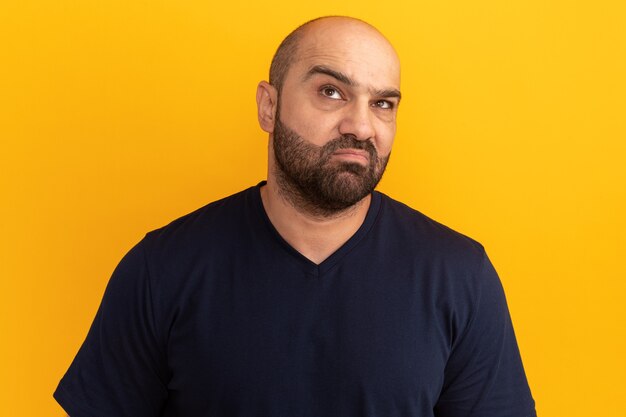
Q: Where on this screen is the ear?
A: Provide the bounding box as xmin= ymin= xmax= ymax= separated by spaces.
xmin=256 ymin=81 xmax=278 ymax=133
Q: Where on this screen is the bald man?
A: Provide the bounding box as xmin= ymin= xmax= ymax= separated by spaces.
xmin=55 ymin=17 xmax=536 ymax=417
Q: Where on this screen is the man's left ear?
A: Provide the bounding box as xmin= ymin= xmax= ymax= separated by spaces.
xmin=256 ymin=81 xmax=278 ymax=133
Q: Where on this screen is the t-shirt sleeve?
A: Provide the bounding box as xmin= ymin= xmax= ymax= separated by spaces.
xmin=434 ymin=252 xmax=536 ymax=417
xmin=54 ymin=239 xmax=169 ymax=417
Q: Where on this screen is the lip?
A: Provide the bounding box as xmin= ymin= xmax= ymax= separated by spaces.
xmin=332 ymin=149 xmax=370 ymax=163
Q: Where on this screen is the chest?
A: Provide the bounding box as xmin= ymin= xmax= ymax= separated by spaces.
xmin=161 ymin=260 xmax=451 ymax=416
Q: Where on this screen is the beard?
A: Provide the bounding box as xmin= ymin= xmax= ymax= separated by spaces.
xmin=272 ymin=115 xmax=390 ymax=217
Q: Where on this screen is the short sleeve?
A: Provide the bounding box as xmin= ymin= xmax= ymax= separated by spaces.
xmin=434 ymin=252 xmax=536 ymax=417
xmin=54 ymin=239 xmax=169 ymax=417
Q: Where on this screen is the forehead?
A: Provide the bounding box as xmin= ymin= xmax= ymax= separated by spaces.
xmin=288 ymin=20 xmax=400 ymax=90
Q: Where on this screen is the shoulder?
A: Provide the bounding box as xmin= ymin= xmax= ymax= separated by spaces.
xmin=150 ymin=186 xmax=255 ymax=240
xmin=374 ymin=194 xmax=510 ymax=349
xmin=126 ymin=185 xmax=262 ymax=285
xmin=141 ymin=186 xmax=257 ymax=253
xmin=376 ymin=192 xmax=486 ymax=270
xmin=117 ymin=186 xmax=263 ymax=318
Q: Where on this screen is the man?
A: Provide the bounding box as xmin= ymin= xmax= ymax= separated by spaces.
xmin=55 ymin=16 xmax=536 ymax=417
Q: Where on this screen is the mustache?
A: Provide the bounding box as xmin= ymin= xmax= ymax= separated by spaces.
xmin=320 ymin=134 xmax=378 ymax=158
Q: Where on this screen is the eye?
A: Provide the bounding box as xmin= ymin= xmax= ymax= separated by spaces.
xmin=373 ymin=100 xmax=393 ymax=109
xmin=320 ymin=86 xmax=343 ymax=100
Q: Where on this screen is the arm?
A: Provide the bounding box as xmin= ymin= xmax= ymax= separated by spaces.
xmin=54 ymin=239 xmax=169 ymax=417
xmin=435 ymin=252 xmax=536 ymax=417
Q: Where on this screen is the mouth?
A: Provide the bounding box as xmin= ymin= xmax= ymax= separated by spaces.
xmin=331 ymin=149 xmax=370 ymax=164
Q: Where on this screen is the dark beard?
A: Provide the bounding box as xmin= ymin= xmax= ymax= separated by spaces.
xmin=272 ymin=116 xmax=390 ymax=217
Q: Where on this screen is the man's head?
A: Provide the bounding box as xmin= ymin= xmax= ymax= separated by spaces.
xmin=257 ymin=16 xmax=401 ymax=216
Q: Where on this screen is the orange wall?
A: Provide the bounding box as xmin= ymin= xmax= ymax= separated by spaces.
xmin=1 ymin=1 xmax=625 ymax=416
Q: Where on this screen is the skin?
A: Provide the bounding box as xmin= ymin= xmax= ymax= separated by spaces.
xmin=256 ymin=16 xmax=401 ymax=264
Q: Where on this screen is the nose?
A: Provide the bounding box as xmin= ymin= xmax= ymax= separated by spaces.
xmin=338 ymin=100 xmax=375 ymax=141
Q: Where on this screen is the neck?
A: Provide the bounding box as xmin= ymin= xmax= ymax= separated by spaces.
xmin=260 ymin=178 xmax=371 ymax=265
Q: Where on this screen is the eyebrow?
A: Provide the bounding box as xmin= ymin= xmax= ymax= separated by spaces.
xmin=304 ymin=64 xmax=402 ymax=101
xmin=304 ymin=65 xmax=356 ymax=86
xmin=373 ymin=88 xmax=402 ymax=101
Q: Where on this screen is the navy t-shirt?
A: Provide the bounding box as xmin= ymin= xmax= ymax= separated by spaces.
xmin=55 ymin=184 xmax=536 ymax=417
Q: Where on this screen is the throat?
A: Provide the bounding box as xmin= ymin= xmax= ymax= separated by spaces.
xmin=260 ymin=182 xmax=371 ymax=265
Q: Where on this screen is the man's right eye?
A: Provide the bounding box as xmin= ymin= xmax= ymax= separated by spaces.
xmin=320 ymin=86 xmax=343 ymax=100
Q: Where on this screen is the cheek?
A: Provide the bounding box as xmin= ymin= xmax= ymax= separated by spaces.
xmin=375 ymin=125 xmax=396 ymax=156
xmin=292 ymin=116 xmax=341 ymax=147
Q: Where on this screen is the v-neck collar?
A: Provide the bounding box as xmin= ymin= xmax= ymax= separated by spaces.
xmin=252 ymin=181 xmax=382 ymax=278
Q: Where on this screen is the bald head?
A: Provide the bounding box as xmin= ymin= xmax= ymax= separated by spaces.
xmin=269 ymin=16 xmax=399 ymax=94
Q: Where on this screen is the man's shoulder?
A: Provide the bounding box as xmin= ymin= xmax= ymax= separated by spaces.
xmin=142 ymin=185 xmax=259 ymax=252
xmin=377 ymin=192 xmax=485 ymax=263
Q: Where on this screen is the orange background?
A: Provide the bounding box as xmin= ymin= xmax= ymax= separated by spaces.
xmin=1 ymin=1 xmax=625 ymax=416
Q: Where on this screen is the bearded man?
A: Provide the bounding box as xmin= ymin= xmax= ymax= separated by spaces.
xmin=55 ymin=16 xmax=536 ymax=417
